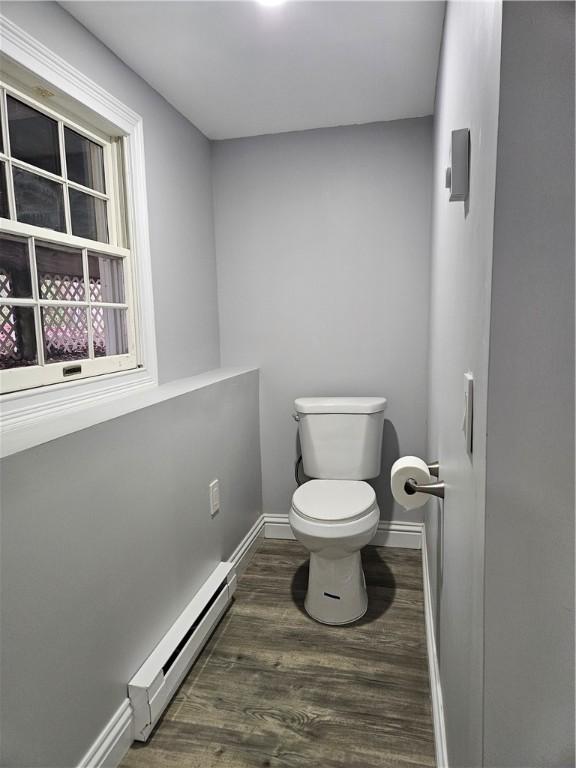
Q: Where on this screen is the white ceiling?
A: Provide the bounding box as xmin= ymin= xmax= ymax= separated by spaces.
xmin=62 ymin=1 xmax=445 ymax=140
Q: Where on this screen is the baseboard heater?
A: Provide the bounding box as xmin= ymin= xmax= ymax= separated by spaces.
xmin=128 ymin=562 xmax=236 ymax=741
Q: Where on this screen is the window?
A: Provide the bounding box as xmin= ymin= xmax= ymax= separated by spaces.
xmin=0 ymin=80 xmax=138 ymax=394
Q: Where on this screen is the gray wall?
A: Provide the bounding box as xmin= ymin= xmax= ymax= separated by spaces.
xmin=0 ymin=6 xmax=263 ymax=768
xmin=429 ymin=2 xmax=575 ymax=766
xmin=0 ymin=370 xmax=262 ymax=768
xmin=213 ymin=120 xmax=433 ymax=520
xmin=2 ymin=1 xmax=220 ymax=383
xmin=484 ymin=3 xmax=575 ymax=765
xmin=426 ymin=2 xmax=502 ymax=765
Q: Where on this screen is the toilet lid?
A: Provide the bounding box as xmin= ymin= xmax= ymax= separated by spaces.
xmin=292 ymin=480 xmax=377 ymax=522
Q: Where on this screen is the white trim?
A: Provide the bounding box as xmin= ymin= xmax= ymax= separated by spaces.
xmin=120 ymin=122 xmax=155 ymax=378
xmin=372 ymin=520 xmax=423 ymax=549
xmin=262 ymin=514 xmax=423 ymax=549
xmin=0 ymin=367 xmax=153 ymax=431
xmin=0 ymin=17 xmax=138 ymax=133
xmin=77 ymin=698 xmax=133 ymax=768
xmin=0 ymin=366 xmax=258 ymax=457
xmin=421 ymin=523 xmax=449 ymax=768
xmin=228 ymin=514 xmax=265 ymax=575
xmin=263 ymin=513 xmax=298 ymax=540
xmin=0 ymin=15 xmax=158 ymax=421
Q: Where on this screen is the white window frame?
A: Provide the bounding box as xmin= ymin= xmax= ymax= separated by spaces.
xmin=0 ymin=81 xmax=139 ymax=393
xmin=0 ymin=15 xmax=158 ymax=446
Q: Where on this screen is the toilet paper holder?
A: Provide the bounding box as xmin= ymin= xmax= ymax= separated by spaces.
xmin=404 ymin=461 xmax=445 ymax=500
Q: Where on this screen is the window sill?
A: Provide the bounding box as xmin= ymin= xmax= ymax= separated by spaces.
xmin=0 ymin=366 xmax=258 ymax=458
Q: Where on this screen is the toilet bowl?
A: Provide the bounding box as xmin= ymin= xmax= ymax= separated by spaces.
xmin=289 ymin=479 xmax=379 ymax=624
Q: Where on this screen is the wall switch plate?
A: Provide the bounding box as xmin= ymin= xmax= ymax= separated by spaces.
xmin=448 ymin=128 xmax=470 ymax=202
xmin=462 ymin=372 xmax=474 ymax=456
xmin=209 ymin=479 xmax=220 ymax=517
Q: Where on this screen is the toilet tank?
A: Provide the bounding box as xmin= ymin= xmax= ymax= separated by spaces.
xmin=295 ymin=397 xmax=387 ymax=480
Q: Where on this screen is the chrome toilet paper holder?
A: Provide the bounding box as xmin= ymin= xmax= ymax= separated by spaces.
xmin=404 ymin=461 xmax=445 ymax=499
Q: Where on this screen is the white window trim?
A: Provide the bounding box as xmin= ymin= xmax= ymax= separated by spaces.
xmin=0 ymin=14 xmax=158 ymax=449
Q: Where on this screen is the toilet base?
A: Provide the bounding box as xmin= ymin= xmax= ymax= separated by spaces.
xmin=304 ymin=551 xmax=368 ymax=625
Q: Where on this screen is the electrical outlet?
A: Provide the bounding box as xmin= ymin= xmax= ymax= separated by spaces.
xmin=209 ymin=479 xmax=220 ymax=517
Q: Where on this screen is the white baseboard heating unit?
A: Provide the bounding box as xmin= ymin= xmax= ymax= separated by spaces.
xmin=128 ymin=562 xmax=237 ymax=741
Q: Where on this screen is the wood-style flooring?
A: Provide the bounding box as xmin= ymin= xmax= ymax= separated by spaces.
xmin=121 ymin=540 xmax=435 ymax=768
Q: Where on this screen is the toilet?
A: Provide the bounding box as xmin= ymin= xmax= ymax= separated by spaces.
xmin=289 ymin=396 xmax=387 ymax=625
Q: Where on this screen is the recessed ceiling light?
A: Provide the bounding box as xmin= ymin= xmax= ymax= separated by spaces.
xmin=257 ymin=0 xmax=287 ymax=7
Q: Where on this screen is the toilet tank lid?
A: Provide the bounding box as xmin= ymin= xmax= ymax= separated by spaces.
xmin=294 ymin=397 xmax=387 ymax=414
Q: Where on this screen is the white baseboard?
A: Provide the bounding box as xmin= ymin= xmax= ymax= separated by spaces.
xmin=262 ymin=513 xmax=297 ymax=540
xmin=421 ymin=524 xmax=449 ymax=768
xmin=262 ymin=514 xmax=423 ymax=549
xmin=372 ymin=520 xmax=423 ymax=549
xmin=77 ymin=698 xmax=133 ymax=768
xmin=228 ymin=514 xmax=265 ymax=575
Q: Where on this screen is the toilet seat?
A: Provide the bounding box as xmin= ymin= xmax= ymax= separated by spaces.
xmin=291 ymin=480 xmax=377 ymax=523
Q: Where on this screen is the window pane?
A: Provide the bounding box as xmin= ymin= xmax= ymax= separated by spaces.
xmin=7 ymin=96 xmax=61 ymax=175
xmin=0 ymin=236 xmax=32 ymax=298
xmin=92 ymin=307 xmax=128 ymax=357
xmin=88 ymin=253 xmax=124 ymax=303
xmin=0 ymin=162 xmax=8 ymax=218
xmin=64 ymin=127 xmax=105 ymax=193
xmin=42 ymin=305 xmax=89 ymax=363
xmin=0 ymin=305 xmax=37 ymax=369
xmin=69 ymin=189 xmax=108 ymax=242
xmin=36 ymin=244 xmax=85 ymax=302
xmin=13 ymin=167 xmax=66 ymax=232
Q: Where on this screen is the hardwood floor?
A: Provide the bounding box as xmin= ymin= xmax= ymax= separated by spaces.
xmin=121 ymin=540 xmax=435 ymax=768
